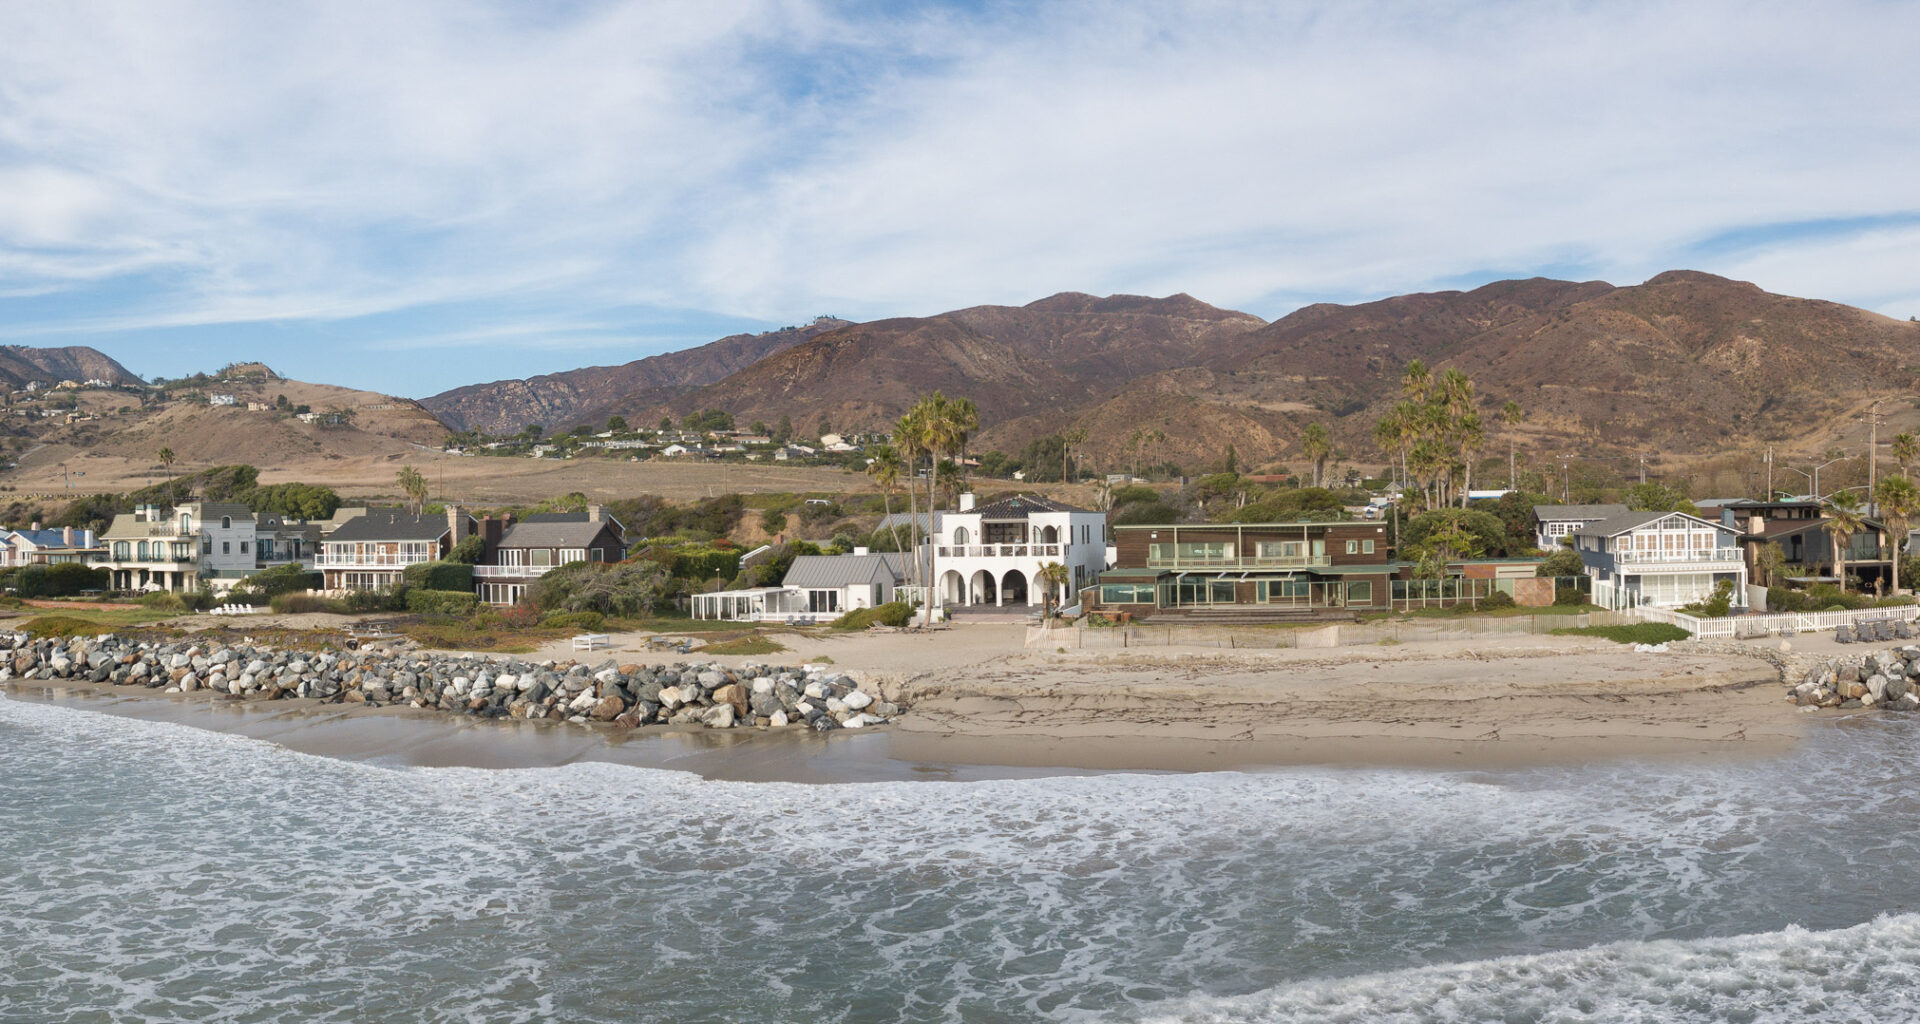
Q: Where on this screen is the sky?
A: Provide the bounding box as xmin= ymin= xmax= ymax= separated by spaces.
xmin=0 ymin=0 xmax=1916 ymax=398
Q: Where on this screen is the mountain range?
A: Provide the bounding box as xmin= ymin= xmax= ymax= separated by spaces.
xmin=420 ymin=271 xmax=1920 ymax=470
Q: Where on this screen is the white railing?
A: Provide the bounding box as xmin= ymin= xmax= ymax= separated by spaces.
xmin=937 ymin=544 xmax=1066 ymax=559
xmin=1615 ymin=549 xmax=1743 ymax=565
xmin=1145 ymin=554 xmax=1334 ymax=570
xmin=313 ymin=552 xmax=432 ymax=568
xmin=473 ymin=564 xmax=558 ymax=578
xmin=1633 ymin=603 xmax=1917 ymax=639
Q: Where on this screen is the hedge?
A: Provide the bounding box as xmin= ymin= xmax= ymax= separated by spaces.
xmin=405 ymin=588 xmax=480 ymax=616
xmin=401 ymin=560 xmax=474 ymax=592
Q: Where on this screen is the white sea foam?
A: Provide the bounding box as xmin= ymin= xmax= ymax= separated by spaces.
xmin=1134 ymin=914 xmax=1920 ymax=1024
xmin=5 ymin=693 xmax=1919 ymax=1022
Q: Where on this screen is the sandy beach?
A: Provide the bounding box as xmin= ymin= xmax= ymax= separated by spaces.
xmin=4 ymin=621 xmax=1802 ymax=781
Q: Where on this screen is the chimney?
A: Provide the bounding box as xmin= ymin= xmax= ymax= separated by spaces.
xmin=481 ymin=515 xmax=504 ymax=547
xmin=29 ymin=521 xmax=40 ymax=532
xmin=587 ymin=504 xmax=605 ymax=523
xmin=445 ymin=504 xmax=468 ymax=544
xmin=62 ymin=526 xmax=73 ymax=546
xmin=959 ymin=492 xmax=976 ymax=511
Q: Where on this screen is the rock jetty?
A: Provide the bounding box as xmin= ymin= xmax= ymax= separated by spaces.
xmin=0 ymin=631 xmax=899 ymax=731
xmin=1788 ymin=646 xmax=1920 ymax=711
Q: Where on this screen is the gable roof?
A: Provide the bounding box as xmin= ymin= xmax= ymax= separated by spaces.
xmin=966 ymin=494 xmax=1091 ymax=519
xmin=782 ymin=553 xmax=908 ymax=589
xmin=498 ymin=519 xmax=618 ymax=550
xmin=323 ymin=509 xmax=456 ymax=543
xmin=1573 ymin=509 xmax=1736 ymax=540
xmin=1533 ymin=503 xmax=1628 ymax=522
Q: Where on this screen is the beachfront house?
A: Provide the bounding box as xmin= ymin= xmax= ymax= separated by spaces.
xmin=317 ymin=506 xmax=474 ymax=592
xmin=1572 ymin=510 xmax=1748 ymax=610
xmin=1086 ymin=520 xmax=1394 ymax=620
xmin=0 ymin=525 xmax=103 ymax=568
xmin=472 ymin=506 xmax=626 ymax=606
xmin=691 ymin=549 xmax=908 ymax=622
xmin=1720 ymin=498 xmax=1893 ymax=590
xmin=1532 ymin=504 xmax=1628 ymax=551
xmin=929 ymin=493 xmax=1108 ymax=610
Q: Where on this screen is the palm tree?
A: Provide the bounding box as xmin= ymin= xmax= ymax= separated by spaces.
xmin=1062 ymin=427 xmax=1087 ymax=484
xmin=1875 ymin=474 xmax=1920 ymax=593
xmin=397 ymin=467 xmax=428 ymax=514
xmin=948 ymin=396 xmax=979 ymax=491
xmin=894 ymin=405 xmax=932 ymax=589
xmin=157 ymin=447 xmax=176 ymax=498
xmin=866 ymin=444 xmax=905 ymax=551
xmin=1499 ymin=400 xmax=1523 ymax=489
xmin=1894 ymin=433 xmax=1919 ymax=478
xmin=1037 ymin=561 xmax=1070 ymax=618
xmin=1455 ymin=410 xmax=1485 ymax=508
xmin=1826 ymin=493 xmax=1868 ymax=592
xmin=1400 ymin=359 xmax=1432 ymax=404
xmin=1300 ymin=423 xmax=1331 ymax=488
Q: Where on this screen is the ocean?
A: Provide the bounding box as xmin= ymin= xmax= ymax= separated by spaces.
xmin=4 ymin=692 xmax=1918 ymax=1023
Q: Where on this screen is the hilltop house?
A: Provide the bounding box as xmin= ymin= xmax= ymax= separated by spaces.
xmin=1086 ymin=520 xmax=1394 ymax=619
xmin=1572 ymin=510 xmax=1748 ymax=609
xmin=473 ymin=506 xmax=626 ymax=606
xmin=317 ymin=506 xmax=474 ymax=592
xmin=1532 ymin=504 xmax=1629 ymax=551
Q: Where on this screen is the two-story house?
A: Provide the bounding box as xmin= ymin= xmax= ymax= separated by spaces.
xmin=1572 ymin=510 xmax=1748 ymax=609
xmin=100 ymin=503 xmax=261 ymax=592
xmin=317 ymin=506 xmax=475 ymax=592
xmin=1087 ymin=520 xmax=1394 ymax=619
xmin=0 ymin=525 xmax=103 ymax=568
xmin=1719 ymin=498 xmax=1892 ymax=590
xmin=1532 ymin=504 xmax=1629 ymax=551
xmin=472 ymin=506 xmax=626 ymax=606
xmin=929 ymin=494 xmax=1108 ymax=610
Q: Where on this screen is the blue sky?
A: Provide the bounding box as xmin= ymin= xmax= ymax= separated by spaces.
xmin=0 ymin=1 xmax=1916 ymax=398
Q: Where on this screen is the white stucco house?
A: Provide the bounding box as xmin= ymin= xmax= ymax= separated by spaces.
xmin=929 ymin=493 xmax=1108 ymax=609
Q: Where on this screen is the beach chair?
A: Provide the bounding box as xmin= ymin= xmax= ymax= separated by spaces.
xmin=1835 ymin=624 xmax=1853 ymax=644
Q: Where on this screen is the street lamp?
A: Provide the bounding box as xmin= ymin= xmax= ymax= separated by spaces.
xmin=1786 ymin=454 xmax=1852 ymax=500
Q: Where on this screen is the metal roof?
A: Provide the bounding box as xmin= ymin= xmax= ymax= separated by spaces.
xmin=782 ymin=553 xmax=908 ymax=589
xmin=1532 ymin=503 xmax=1629 ymax=522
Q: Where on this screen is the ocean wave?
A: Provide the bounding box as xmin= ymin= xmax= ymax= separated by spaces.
xmin=1133 ymin=913 xmax=1920 ymax=1024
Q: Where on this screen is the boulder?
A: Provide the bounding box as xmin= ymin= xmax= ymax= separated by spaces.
xmin=589 ymin=695 xmax=626 ymax=722
xmin=843 ymin=690 xmax=874 ymax=711
xmin=712 ymin=683 xmax=748 ymax=715
xmin=769 ymin=709 xmax=789 ymax=728
xmin=1889 ymin=676 xmax=1913 ymax=702
xmin=701 ymin=704 xmax=736 ymax=729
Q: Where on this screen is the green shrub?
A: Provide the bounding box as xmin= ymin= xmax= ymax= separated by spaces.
xmin=10 ymin=562 xmax=110 ymax=597
xmin=405 ymin=589 xmax=480 ymax=616
xmin=1680 ymin=580 xmax=1735 ymax=618
xmin=1112 ymin=501 xmax=1179 ymax=526
xmin=447 ymin=535 xmax=485 ymax=564
xmin=1535 ymin=549 xmax=1585 ymax=578
xmin=401 ymin=560 xmax=473 ymax=592
xmin=140 ymin=592 xmax=187 ymax=613
xmin=269 ymin=592 xmax=344 ymax=614
xmin=1554 ymin=587 xmax=1586 ymax=606
xmin=242 ymin=562 xmax=321 ymax=597
xmin=830 ymin=600 xmax=916 ymax=631
xmin=539 ymin=610 xmax=606 ymax=632
xmin=1550 ymin=623 xmax=1691 ymax=645
xmin=344 ymin=587 xmax=408 ymax=613
xmin=669 ymin=548 xmax=742 ymax=581
xmin=1479 ymin=590 xmax=1516 ymax=610
xmin=176 ymin=591 xmax=217 ymax=613
xmin=529 ymin=561 xmax=667 ymax=616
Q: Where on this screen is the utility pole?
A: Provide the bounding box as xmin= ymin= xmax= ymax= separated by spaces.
xmin=1764 ymin=446 xmax=1773 ymax=499
xmin=1869 ymin=399 xmax=1882 ymax=514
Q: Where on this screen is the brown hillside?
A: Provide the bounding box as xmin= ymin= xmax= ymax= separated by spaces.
xmin=423 ymin=318 xmax=853 ymax=434
xmin=653 ymin=293 xmax=1264 ymax=433
xmin=0 ymin=345 xmax=143 ymax=387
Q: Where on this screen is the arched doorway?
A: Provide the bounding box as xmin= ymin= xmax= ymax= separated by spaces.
xmin=1000 ymin=569 xmax=1030 ymax=606
xmin=940 ymin=570 xmax=966 ymax=605
xmin=969 ymin=569 xmax=997 ymax=605
xmin=953 ymin=526 xmax=970 ymax=546
xmin=1040 ymin=525 xmax=1059 ymax=545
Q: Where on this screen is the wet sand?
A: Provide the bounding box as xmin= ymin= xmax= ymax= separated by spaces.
xmin=3 ymin=625 xmax=1803 ymax=782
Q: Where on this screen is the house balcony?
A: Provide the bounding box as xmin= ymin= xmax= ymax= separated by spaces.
xmin=473 ymin=563 xmax=559 ymax=579
xmin=935 ymin=543 xmax=1068 ymax=560
xmin=314 ymin=552 xmax=433 ymax=568
xmin=1614 ymin=549 xmax=1745 ymax=571
xmin=1144 ymin=554 xmax=1335 ymax=571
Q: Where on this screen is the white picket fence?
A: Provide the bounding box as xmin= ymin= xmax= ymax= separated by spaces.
xmin=1632 ymin=603 xmax=1916 ymax=639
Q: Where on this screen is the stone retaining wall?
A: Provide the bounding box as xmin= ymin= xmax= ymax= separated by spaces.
xmin=0 ymin=632 xmax=897 ymax=732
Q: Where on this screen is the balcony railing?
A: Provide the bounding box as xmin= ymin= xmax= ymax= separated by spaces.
xmin=1614 ymin=549 xmax=1743 ymax=565
xmin=314 ymin=552 xmax=433 ymax=568
xmin=1145 ymin=554 xmax=1334 ymax=570
xmin=473 ymin=564 xmax=559 ymax=578
xmin=936 ymin=543 xmax=1066 ymax=559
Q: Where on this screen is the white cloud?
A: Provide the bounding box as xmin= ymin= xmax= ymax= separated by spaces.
xmin=0 ymin=0 xmax=1914 ymax=389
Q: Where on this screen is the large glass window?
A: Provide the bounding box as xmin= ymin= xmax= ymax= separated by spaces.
xmin=1099 ymin=583 xmax=1156 ymax=604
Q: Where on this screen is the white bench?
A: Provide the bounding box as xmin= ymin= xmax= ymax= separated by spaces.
xmin=573 ymin=633 xmax=610 ymax=651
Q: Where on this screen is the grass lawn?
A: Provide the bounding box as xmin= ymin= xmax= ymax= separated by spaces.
xmin=1549 ymin=623 xmax=1691 ymax=645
